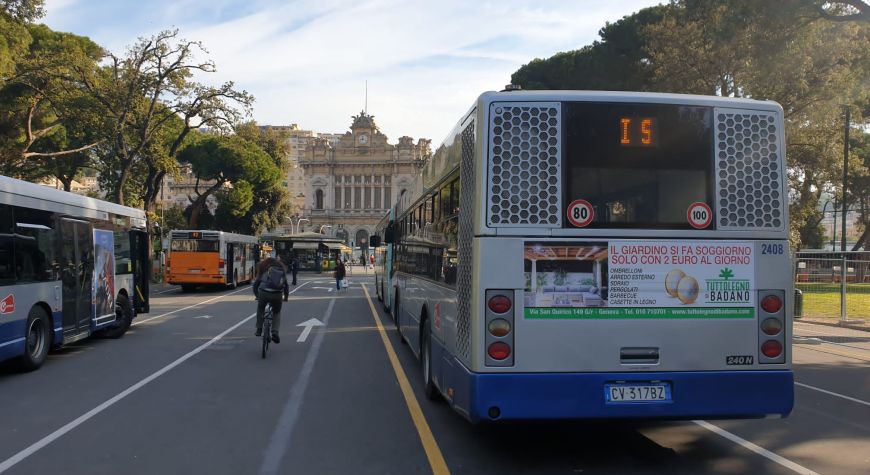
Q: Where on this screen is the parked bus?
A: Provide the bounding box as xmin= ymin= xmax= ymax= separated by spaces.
xmin=166 ymin=230 xmax=257 ymax=291
xmin=0 ymin=175 xmax=150 ymax=370
xmin=375 ymin=90 xmax=793 ymax=422
xmin=373 ymin=208 xmax=395 ymax=311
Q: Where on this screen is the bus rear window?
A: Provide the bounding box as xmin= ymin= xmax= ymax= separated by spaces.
xmin=170 ymin=239 xmax=219 ymax=252
xmin=563 ymin=103 xmax=714 ymax=229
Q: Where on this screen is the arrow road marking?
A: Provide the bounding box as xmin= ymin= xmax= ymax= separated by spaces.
xmin=296 ymin=318 xmax=325 ymax=343
xmin=311 ymin=286 xmax=334 ymax=291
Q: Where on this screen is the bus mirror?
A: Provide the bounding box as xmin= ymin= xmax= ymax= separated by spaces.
xmin=384 ymin=226 xmax=395 ymax=244
xmin=369 ymin=235 xmax=382 ymax=248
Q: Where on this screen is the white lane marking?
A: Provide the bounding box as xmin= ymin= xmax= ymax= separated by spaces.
xmin=260 ymin=298 xmax=336 ymax=475
xmin=130 ymin=282 xmax=308 ymax=326
xmin=152 ymin=288 xmax=179 ymax=295
xmin=693 ymin=420 xmax=819 ymax=475
xmin=795 ymin=382 xmax=870 ymax=408
xmin=0 ymin=312 xmax=258 ymax=474
xmin=295 ymin=318 xmax=325 ymax=343
xmin=193 ymin=315 xmax=214 ymax=320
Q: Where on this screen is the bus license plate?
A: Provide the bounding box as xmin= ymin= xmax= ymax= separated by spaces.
xmin=605 ymin=383 xmax=670 ymax=402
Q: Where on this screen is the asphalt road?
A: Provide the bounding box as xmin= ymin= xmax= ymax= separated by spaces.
xmin=0 ymin=274 xmax=868 ymax=474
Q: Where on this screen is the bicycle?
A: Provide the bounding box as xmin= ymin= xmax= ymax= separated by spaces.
xmin=261 ymin=303 xmax=273 ymax=359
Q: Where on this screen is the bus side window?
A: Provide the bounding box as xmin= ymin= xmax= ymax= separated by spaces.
xmin=0 ymin=205 xmax=14 ymax=285
xmin=12 ymin=207 xmax=57 ymax=283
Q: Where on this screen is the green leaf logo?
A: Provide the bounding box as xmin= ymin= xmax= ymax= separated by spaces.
xmin=719 ymin=268 xmax=734 ymax=280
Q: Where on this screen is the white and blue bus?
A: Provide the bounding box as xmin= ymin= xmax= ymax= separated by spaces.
xmin=0 ymin=176 xmax=151 ymax=371
xmin=376 ymin=90 xmax=793 ymax=422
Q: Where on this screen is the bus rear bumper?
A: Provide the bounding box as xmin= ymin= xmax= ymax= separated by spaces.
xmin=447 ymin=363 xmax=794 ymax=423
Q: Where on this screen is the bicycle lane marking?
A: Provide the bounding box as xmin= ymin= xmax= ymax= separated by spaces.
xmin=0 ymin=282 xmax=312 ymax=474
xmin=258 ymin=298 xmax=336 ymax=475
xmin=361 ymin=284 xmax=450 ymax=475
xmin=692 ymin=421 xmax=819 ymax=475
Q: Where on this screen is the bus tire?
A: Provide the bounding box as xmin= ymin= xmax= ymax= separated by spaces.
xmin=103 ymin=294 xmax=133 ymax=339
xmin=181 ymin=285 xmax=195 ymax=292
xmin=376 ymin=277 xmax=383 ymax=302
xmin=17 ymin=306 xmax=51 ymax=371
xmin=421 ymin=319 xmax=439 ymax=400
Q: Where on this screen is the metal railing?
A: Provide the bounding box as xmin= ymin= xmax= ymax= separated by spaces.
xmin=794 ymin=251 xmax=870 ymax=323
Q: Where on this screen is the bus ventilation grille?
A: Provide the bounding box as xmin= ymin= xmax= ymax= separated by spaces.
xmin=714 ymin=109 xmax=784 ymax=230
xmin=487 ymin=103 xmax=562 ymax=227
xmin=456 ymin=121 xmax=475 ymax=361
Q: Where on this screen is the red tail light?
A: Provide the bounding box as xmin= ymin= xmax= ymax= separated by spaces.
xmin=761 ymin=295 xmax=782 ymax=313
xmin=219 ymin=259 xmax=226 ymax=267
xmin=761 ymin=340 xmax=783 ymax=358
xmin=488 ymin=295 xmax=512 ymax=314
xmin=487 ymin=342 xmax=511 ymax=360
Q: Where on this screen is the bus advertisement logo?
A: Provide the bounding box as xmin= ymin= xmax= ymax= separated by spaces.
xmin=705 ymin=268 xmax=750 ymax=303
xmin=0 ymin=294 xmax=14 ymax=314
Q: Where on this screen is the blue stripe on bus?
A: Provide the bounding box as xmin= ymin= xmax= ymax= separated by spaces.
xmin=435 ymin=341 xmax=794 ymax=423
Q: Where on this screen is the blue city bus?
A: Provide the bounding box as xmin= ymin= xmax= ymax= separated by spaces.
xmin=375 ymin=90 xmax=793 ymax=422
xmin=0 ymin=176 xmax=151 ymax=371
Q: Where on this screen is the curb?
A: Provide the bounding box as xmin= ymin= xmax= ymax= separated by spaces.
xmin=794 ymin=317 xmax=870 ymax=333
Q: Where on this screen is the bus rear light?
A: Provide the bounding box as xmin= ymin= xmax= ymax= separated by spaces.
xmin=760 ymin=295 xmax=782 ymax=314
xmin=218 ymin=259 xmax=225 ymax=267
xmin=761 ymin=340 xmax=783 ymax=358
xmin=488 ymin=318 xmax=511 ymax=337
xmin=761 ymin=318 xmax=783 ymax=336
xmin=487 ymin=342 xmax=511 ymax=360
xmin=488 ymin=295 xmax=512 ymax=314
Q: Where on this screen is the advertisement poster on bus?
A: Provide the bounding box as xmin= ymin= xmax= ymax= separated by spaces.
xmin=93 ymin=230 xmax=116 ymax=319
xmin=523 ymin=241 xmax=755 ymax=319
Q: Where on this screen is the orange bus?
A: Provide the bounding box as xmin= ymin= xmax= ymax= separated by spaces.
xmin=167 ymin=230 xmax=258 ymax=291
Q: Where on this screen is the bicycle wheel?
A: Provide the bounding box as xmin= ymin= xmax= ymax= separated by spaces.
xmin=262 ymin=313 xmax=271 ymax=359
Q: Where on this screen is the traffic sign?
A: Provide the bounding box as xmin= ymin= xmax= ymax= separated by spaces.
xmin=687 ymin=202 xmax=713 ymax=229
xmin=567 ymin=199 xmax=594 ymax=227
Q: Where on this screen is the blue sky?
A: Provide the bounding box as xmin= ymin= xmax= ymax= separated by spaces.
xmin=44 ymin=0 xmax=662 ymax=143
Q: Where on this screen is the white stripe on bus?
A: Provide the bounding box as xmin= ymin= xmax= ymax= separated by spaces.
xmin=0 ymin=338 xmax=25 ymax=348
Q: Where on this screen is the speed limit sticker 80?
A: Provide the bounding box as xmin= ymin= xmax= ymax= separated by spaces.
xmin=687 ymin=202 xmax=713 ymax=229
xmin=567 ymin=199 xmax=594 ymax=227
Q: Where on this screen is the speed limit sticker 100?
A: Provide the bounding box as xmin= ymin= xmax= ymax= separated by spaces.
xmin=567 ymin=199 xmax=594 ymax=227
xmin=687 ymin=202 xmax=713 ymax=229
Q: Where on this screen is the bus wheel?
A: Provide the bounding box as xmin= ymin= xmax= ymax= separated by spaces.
xmin=17 ymin=306 xmax=50 ymax=371
xmin=181 ymin=285 xmax=194 ymax=292
xmin=103 ymin=294 xmax=133 ymax=339
xmin=376 ymin=278 xmax=383 ymax=302
xmin=421 ymin=319 xmax=439 ymax=400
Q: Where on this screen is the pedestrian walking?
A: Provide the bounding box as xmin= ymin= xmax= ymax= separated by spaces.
xmin=290 ymin=257 xmax=299 ymax=286
xmin=334 ymin=259 xmax=346 ymax=291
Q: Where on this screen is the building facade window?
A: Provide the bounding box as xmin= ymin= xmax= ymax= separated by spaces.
xmin=315 ymin=189 xmax=324 ymax=209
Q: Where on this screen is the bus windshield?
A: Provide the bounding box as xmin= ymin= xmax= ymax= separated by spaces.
xmin=170 ymin=239 xmax=220 ymax=252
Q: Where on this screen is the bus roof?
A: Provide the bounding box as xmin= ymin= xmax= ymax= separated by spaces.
xmin=476 ymin=90 xmax=782 ymax=112
xmin=0 ymin=174 xmax=145 ymax=222
xmin=169 ymin=230 xmax=259 ymax=243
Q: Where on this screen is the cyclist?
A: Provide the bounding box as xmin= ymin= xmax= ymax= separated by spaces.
xmin=254 ymin=257 xmax=289 ymax=343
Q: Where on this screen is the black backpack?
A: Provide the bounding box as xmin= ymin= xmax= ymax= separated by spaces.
xmin=261 ymin=266 xmax=286 ymax=293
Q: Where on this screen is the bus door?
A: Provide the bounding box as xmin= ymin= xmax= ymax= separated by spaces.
xmin=129 ymin=230 xmax=150 ymax=313
xmin=226 ymin=243 xmax=235 ymax=280
xmin=59 ymin=218 xmax=93 ymax=339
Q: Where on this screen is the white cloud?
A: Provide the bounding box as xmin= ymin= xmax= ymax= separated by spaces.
xmin=43 ymin=0 xmax=663 ymax=143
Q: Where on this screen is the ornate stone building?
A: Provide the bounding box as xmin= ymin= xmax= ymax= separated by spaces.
xmin=299 ymin=111 xmax=430 ymax=250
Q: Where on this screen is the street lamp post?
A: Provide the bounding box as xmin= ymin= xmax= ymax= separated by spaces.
xmin=319 ymin=224 xmax=332 ymax=234
xmin=294 ymin=218 xmax=310 ymax=234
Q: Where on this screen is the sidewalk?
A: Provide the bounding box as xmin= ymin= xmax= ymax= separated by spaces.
xmin=795 ymin=315 xmax=870 ymax=333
